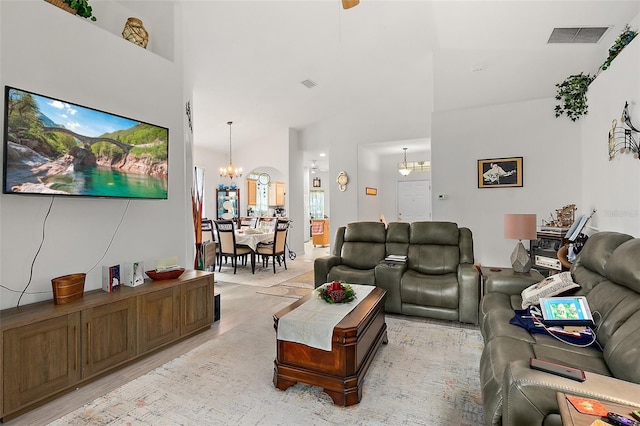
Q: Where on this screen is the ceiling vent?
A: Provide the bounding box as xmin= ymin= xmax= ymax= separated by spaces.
xmin=300 ymin=79 xmax=317 ymax=89
xmin=548 ymin=27 xmax=609 ymax=44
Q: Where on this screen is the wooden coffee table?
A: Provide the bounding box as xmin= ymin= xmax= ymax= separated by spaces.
xmin=273 ymin=287 xmax=387 ymax=406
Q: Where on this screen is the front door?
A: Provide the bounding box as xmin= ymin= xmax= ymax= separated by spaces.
xmin=397 ymin=180 xmax=431 ymax=222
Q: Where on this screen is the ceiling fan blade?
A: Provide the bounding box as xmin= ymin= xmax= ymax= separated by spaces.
xmin=342 ymin=0 xmax=359 ymax=9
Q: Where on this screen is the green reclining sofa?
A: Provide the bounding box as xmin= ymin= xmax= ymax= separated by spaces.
xmin=314 ymin=221 xmax=480 ymax=324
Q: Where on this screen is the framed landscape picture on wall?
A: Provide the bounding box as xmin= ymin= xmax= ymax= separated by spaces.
xmin=478 ymin=157 xmax=523 ymax=188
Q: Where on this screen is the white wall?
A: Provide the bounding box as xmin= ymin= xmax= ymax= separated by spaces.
xmin=357 ymin=147 xmax=383 ymax=222
xmin=287 ymin=128 xmax=305 ymax=256
xmin=432 ymin=98 xmax=582 ymax=268
xmin=0 ymin=2 xmax=187 ymax=309
xmin=580 ymin=32 xmax=640 ymax=236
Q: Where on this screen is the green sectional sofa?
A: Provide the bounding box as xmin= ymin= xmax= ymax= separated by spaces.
xmin=480 ymin=231 xmax=640 ymax=425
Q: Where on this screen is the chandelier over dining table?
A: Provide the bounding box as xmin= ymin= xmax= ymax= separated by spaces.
xmin=220 ymin=121 xmax=243 ymax=179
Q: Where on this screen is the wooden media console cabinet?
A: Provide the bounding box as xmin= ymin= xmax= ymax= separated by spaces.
xmin=0 ymin=270 xmax=214 ymax=421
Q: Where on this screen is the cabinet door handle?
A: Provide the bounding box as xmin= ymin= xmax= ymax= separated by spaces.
xmin=74 ymin=325 xmax=78 ymax=371
xmin=183 ymin=294 xmax=187 ymax=326
xmin=86 ymin=322 xmax=91 ymax=365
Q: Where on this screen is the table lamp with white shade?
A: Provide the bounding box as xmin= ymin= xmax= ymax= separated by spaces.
xmin=504 ymin=214 xmax=537 ymax=273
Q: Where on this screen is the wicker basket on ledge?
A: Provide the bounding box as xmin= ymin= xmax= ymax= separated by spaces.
xmin=44 ymin=0 xmax=77 ymax=16
xmin=52 ymin=273 xmax=86 ymax=305
xmin=122 ymin=17 xmax=149 ymax=49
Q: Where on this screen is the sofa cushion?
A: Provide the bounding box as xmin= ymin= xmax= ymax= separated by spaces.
xmin=340 ymin=222 xmax=386 ymax=269
xmin=408 ymin=222 xmax=461 ymax=274
xmin=327 ymin=265 xmax=376 ymax=285
xmin=520 ymin=272 xmax=580 ymax=309
xmin=604 ymin=310 xmax=640 ymax=383
xmin=401 ymin=270 xmax=458 ymax=309
xmin=385 ymin=222 xmax=410 ymax=256
xmin=605 ymin=239 xmax=640 ymax=293
xmin=586 ymin=281 xmax=640 ymax=349
xmin=574 ymin=232 xmax=633 ymax=277
xmin=410 ymin=221 xmax=459 ymax=245
xmin=341 ymin=242 xmax=386 ymax=269
xmin=408 ymin=244 xmax=460 ymax=275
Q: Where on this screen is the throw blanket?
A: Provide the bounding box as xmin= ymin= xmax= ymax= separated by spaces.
xmin=277 ymin=284 xmax=375 ymax=351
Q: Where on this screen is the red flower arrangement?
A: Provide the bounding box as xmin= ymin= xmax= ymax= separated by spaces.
xmin=318 ymin=281 xmax=356 ymax=304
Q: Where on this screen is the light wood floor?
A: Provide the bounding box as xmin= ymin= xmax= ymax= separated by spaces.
xmin=7 ymin=243 xmax=328 ymax=425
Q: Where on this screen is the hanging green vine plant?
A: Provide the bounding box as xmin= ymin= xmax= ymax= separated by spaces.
xmin=554 ymin=72 xmax=594 ymax=122
xmin=555 ymin=25 xmax=637 ymax=121
xmin=600 ymin=25 xmax=637 ymax=72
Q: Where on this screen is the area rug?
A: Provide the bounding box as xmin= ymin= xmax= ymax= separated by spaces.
xmin=256 ymin=285 xmax=313 ymax=299
xmin=215 ymin=257 xmax=314 ymax=287
xmin=49 ymin=316 xmax=484 ymax=425
xmin=256 ymin=270 xmax=315 ymax=298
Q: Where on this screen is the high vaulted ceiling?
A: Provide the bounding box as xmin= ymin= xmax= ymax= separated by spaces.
xmin=181 ymin=0 xmax=640 ymax=161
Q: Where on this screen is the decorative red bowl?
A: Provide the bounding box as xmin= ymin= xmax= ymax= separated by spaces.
xmin=145 ymin=268 xmax=185 ymax=281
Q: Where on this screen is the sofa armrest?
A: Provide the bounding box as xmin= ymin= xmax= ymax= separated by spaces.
xmin=503 ymin=360 xmax=640 ymax=426
xmin=484 ymin=269 xmax=544 ymax=295
xmin=314 ymin=255 xmax=343 ymax=288
xmin=458 ymin=263 xmax=481 ymax=324
xmin=374 ymin=262 xmax=407 ymax=314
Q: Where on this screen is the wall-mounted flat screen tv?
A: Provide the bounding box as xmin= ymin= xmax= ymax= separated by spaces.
xmin=3 ymin=86 xmax=168 ymax=199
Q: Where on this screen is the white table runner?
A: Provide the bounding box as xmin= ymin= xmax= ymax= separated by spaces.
xmin=277 ymin=284 xmax=375 ymax=351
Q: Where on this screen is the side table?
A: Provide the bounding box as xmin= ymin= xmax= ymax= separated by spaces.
xmin=480 ymin=266 xmax=544 ymax=296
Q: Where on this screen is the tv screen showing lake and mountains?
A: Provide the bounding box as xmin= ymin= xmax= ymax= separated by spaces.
xmin=3 ymin=86 xmax=169 ymax=199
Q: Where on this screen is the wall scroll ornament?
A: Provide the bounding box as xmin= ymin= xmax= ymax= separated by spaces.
xmin=608 ymin=102 xmax=639 ymax=161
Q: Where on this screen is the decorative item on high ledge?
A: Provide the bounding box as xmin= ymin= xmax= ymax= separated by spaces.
xmin=609 ymin=102 xmax=640 ymax=161
xmin=45 ymin=0 xmax=97 ymax=21
xmin=122 ymin=17 xmax=149 ymax=48
xmin=318 ymin=281 xmax=356 ymax=304
xmin=554 ymin=25 xmax=637 ymax=121
xmin=554 ymin=72 xmax=594 ymax=122
xmin=600 ymin=25 xmax=638 ymax=72
xmin=504 ymin=214 xmax=537 ymax=273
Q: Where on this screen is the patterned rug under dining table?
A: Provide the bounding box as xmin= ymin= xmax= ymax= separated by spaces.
xmin=272 ymin=286 xmax=388 ymax=406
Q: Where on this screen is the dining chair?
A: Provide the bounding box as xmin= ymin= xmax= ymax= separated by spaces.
xmin=256 ymin=219 xmax=290 ymax=273
xmin=239 ymin=217 xmax=257 ymax=228
xmin=201 ymin=218 xmax=215 ymax=243
xmin=215 ymin=220 xmax=254 ymax=274
xmin=257 ymin=217 xmax=276 ymax=232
